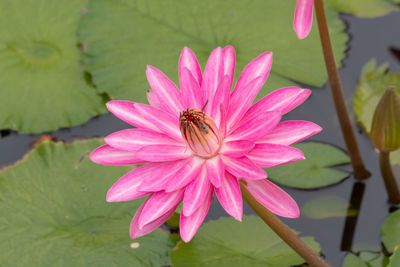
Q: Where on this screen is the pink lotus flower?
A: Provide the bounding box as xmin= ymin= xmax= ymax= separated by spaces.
xmin=90 ymin=46 xmax=322 ymax=242
xmin=294 ymin=0 xmax=314 ymax=39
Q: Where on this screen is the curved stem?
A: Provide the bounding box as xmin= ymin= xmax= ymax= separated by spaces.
xmin=379 ymin=151 xmax=400 ymax=204
xmin=239 ymin=181 xmax=331 ymax=267
xmin=314 ymin=0 xmax=369 ymax=180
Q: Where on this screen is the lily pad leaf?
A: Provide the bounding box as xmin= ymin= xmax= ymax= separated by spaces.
xmin=170 ymin=215 xmax=320 ymax=267
xmin=0 ymin=139 xmax=176 ymax=266
xmin=302 ymin=196 xmax=357 ymax=219
xmin=343 ymin=251 xmax=389 ymax=267
xmin=389 ymin=246 xmax=400 ymax=267
xmin=343 ymin=253 xmax=369 ymax=267
xmin=354 ymin=60 xmax=400 ymax=165
xmin=382 ymin=210 xmax=400 ymax=253
xmin=325 ymin=0 xmax=399 ymax=18
xmin=266 ymin=142 xmax=350 ymax=189
xmin=78 ymin=0 xmax=348 ymax=103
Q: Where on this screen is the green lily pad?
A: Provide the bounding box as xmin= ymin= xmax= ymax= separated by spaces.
xmin=266 ymin=142 xmax=350 ymax=189
xmin=170 ymin=215 xmax=320 ymax=267
xmin=78 ymin=0 xmax=348 ymax=103
xmin=354 ymin=60 xmax=400 ymax=164
xmin=302 ymin=196 xmax=357 ymax=219
xmin=0 ymin=0 xmax=107 ymax=133
xmin=326 ymin=0 xmax=399 ymax=18
xmin=382 ymin=210 xmax=400 ymax=253
xmin=343 ymin=252 xmax=389 ymax=267
xmin=343 ymin=253 xmax=369 ymax=267
xmin=0 ymin=138 xmax=176 ymax=266
xmin=389 ymin=246 xmax=400 ymax=267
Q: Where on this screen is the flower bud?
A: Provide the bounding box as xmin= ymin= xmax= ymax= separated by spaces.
xmin=370 ymin=86 xmax=400 ymax=152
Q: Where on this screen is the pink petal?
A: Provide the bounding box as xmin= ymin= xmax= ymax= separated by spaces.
xmin=293 ymin=0 xmax=314 ymax=39
xmin=247 ymin=143 xmax=305 ymax=168
xmin=163 ymin=157 xmax=205 ymax=192
xmin=105 ymin=128 xmax=181 ymax=152
xmin=180 ymin=68 xmax=203 ymax=109
xmin=147 ymin=90 xmax=162 ymax=108
xmin=90 ymin=145 xmax=146 ymax=165
xmin=222 ymin=156 xmax=267 ymax=180
xmin=227 ymin=52 xmax=273 ymax=131
xmin=215 ymin=171 xmax=242 ymax=221
xmin=202 ymin=47 xmax=224 ymax=102
xmin=106 ymin=100 xmax=159 ymax=133
xmin=138 ymin=189 xmax=184 ymax=229
xmin=223 ymin=45 xmax=236 ymax=91
xmin=182 ymin=165 xmax=212 ymax=216
xmin=135 ymin=144 xmax=191 ymax=162
xmin=130 ymin=197 xmax=178 ymax=239
xmin=243 ymin=179 xmax=300 ymax=218
xmin=146 ymin=65 xmax=184 ymax=116
xmin=179 ymin=47 xmax=202 ymax=87
xmin=137 ymin=159 xmax=189 ymax=192
xmin=259 ymin=120 xmax=322 ymax=146
xmin=227 ymin=111 xmax=281 ymax=142
xmin=180 ymin=186 xmax=213 ymax=242
xmin=243 ymin=87 xmax=311 ymax=123
xmin=220 ymin=140 xmax=255 ymax=158
xmin=205 ymin=156 xmax=224 ymax=188
xmin=208 ymin=75 xmax=230 ymax=125
xmin=106 ymin=163 xmax=161 ymax=202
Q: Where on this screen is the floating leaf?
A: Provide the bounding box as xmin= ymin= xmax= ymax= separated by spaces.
xmin=389 ymin=246 xmax=400 ymax=267
xmin=382 ymin=210 xmax=400 ymax=253
xmin=170 ymin=215 xmax=320 ymax=267
xmin=343 ymin=253 xmax=369 ymax=267
xmin=79 ymin=0 xmax=348 ymax=103
xmin=354 ymin=60 xmax=400 ymax=164
xmin=0 ymin=139 xmax=176 ymax=266
xmin=325 ymin=0 xmax=399 ymax=18
xmin=359 ymin=251 xmax=390 ymax=267
xmin=302 ymin=196 xmax=357 ymax=219
xmin=0 ymin=0 xmax=107 ymax=133
xmin=267 ymin=142 xmax=350 ymax=189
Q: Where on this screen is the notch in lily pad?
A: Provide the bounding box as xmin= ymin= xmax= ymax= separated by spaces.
xmin=266 ymin=142 xmax=350 ymax=189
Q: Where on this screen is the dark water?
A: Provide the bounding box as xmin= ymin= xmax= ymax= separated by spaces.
xmin=1 ymin=11 xmax=400 ymax=267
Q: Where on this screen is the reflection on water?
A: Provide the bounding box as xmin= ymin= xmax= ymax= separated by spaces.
xmin=1 ymin=10 xmax=400 ymax=267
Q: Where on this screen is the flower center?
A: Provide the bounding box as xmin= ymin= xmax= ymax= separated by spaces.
xmin=179 ymin=108 xmax=222 ymax=158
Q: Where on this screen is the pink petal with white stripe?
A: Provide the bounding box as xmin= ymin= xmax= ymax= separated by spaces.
xmin=106 ymin=163 xmax=161 ymax=202
xmin=146 ymin=65 xmax=184 ymax=116
xmin=130 ymin=197 xmax=178 ymax=239
xmin=227 ymin=52 xmax=273 ymax=130
xmin=105 ymin=128 xmax=181 ymax=152
xmin=106 ymin=100 xmax=159 ymax=132
xmin=215 ymin=172 xmax=242 ymax=221
xmin=179 ymin=47 xmax=202 ymax=87
xmin=220 ymin=140 xmax=254 ymax=158
xmin=137 ymin=159 xmax=189 ymax=192
xmin=182 ymin=166 xmax=212 ymax=216
xmin=138 ymin=189 xmax=184 ymax=229
xmin=180 ymin=68 xmax=203 ymax=109
xmin=243 ymin=87 xmax=311 ymax=122
xmin=164 ymin=157 xmax=204 ymax=192
xmin=147 ymin=90 xmax=162 ymax=108
xmin=294 ymin=0 xmax=314 ymax=39
xmin=223 ymin=46 xmax=236 ymax=90
xmin=259 ymin=120 xmax=322 ymax=146
xmin=227 ymin=111 xmax=281 ymax=142
xmin=208 ymin=75 xmax=230 ymax=125
xmin=133 ymin=103 xmax=182 ymax=141
xmin=205 ymin=156 xmax=224 ymax=188
xmin=90 ymin=145 xmax=145 ymax=165
xmin=135 ymin=144 xmax=191 ymax=162
xmin=243 ymin=179 xmax=299 ymax=218
xmin=222 ymin=156 xmax=266 ymax=180
xmin=247 ymin=143 xmax=305 ymax=168
xmin=202 ymin=47 xmax=224 ymax=102
xmin=180 ymin=186 xmax=213 ymax=242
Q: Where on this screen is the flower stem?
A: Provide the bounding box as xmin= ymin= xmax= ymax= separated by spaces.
xmin=239 ymin=182 xmax=332 ymax=267
xmin=314 ymin=0 xmax=369 ymax=180
xmin=379 ymin=151 xmax=400 ymax=204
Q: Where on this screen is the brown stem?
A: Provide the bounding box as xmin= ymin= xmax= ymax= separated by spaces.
xmin=239 ymin=181 xmax=332 ymax=267
xmin=379 ymin=151 xmax=400 ymax=204
xmin=314 ymin=0 xmax=369 ymax=180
